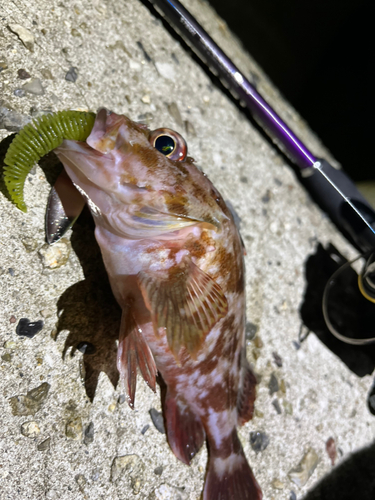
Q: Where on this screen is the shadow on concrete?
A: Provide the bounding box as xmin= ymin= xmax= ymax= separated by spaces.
xmin=56 ymin=207 xmax=121 ymax=401
xmin=300 ymin=243 xmax=375 ymax=378
xmin=304 ymin=441 xmax=375 ymax=500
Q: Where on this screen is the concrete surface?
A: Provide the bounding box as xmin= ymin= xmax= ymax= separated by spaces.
xmin=0 ymin=1 xmax=374 ymax=499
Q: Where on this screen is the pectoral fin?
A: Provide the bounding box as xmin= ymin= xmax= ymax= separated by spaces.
xmin=117 ymin=308 xmax=157 ymax=408
xmin=138 ymin=258 xmax=228 ymax=357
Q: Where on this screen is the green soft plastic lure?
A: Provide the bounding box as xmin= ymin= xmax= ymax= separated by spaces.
xmin=3 ymin=110 xmax=96 ymax=212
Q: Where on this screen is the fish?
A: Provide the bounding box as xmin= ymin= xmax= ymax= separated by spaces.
xmin=52 ymin=108 xmax=262 ymax=500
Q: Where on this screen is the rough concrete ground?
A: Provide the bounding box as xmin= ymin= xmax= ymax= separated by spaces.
xmin=1 ymin=1 xmax=374 ymax=499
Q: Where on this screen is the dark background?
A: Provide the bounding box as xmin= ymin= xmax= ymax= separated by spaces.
xmin=209 ymin=0 xmax=373 ymax=182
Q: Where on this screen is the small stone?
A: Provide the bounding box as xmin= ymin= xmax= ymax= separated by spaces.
xmin=272 ymin=352 xmax=283 ymax=367
xmin=76 ymin=341 xmax=96 ymax=355
xmin=137 ymin=112 xmax=154 ymax=125
xmin=292 ymin=341 xmax=301 ymax=350
xmin=279 ymin=379 xmax=286 ymax=394
xmin=167 ymin=102 xmax=183 ymax=128
xmin=40 ymin=68 xmax=53 ymax=80
xmin=326 ymin=437 xmax=337 ymax=466
xmin=65 ymin=67 xmax=78 ymax=82
xmin=1 ymin=353 xmax=12 ymax=362
xmin=118 ymin=395 xmax=126 ymax=404
xmin=20 ymin=421 xmax=40 ymax=437
xmin=37 ymin=437 xmax=51 ymax=451
xmin=3 ymin=340 xmax=17 ymax=349
xmin=111 ymin=454 xmax=145 ymax=494
xmin=154 ymin=465 xmax=163 ymax=476
xmin=16 ymin=318 xmax=43 ymax=338
xmin=91 ymin=469 xmax=100 ymax=481
xmin=290 ymin=491 xmax=297 ymax=500
xmin=245 ymin=322 xmax=258 ymax=340
xmin=141 ymin=94 xmax=151 ymax=104
xmin=23 ymin=78 xmax=44 ymax=95
xmin=21 ymin=237 xmax=38 ymax=252
xmin=261 ymin=190 xmax=271 ymax=203
xmin=9 ymin=383 xmax=50 ymax=416
xmin=253 ymin=336 xmax=263 ymax=348
xmin=39 ymin=309 xmax=53 ymax=318
xmin=0 ymin=60 xmax=8 ymax=71
xmin=269 ymin=373 xmax=279 ymax=395
xmin=155 ymin=62 xmax=176 ymax=81
xmin=283 ymin=400 xmax=293 ymax=415
xmin=150 ymin=483 xmax=188 ymax=500
xmin=108 ymin=401 xmax=116 ymax=412
xmin=8 ymin=24 xmax=35 ymax=51
xmin=10 ymin=315 xmax=17 ymax=324
xmin=17 ymin=68 xmax=31 ymax=79
xmin=184 ymin=120 xmax=196 ymax=137
xmin=84 ymin=422 xmax=94 ymax=444
xmin=250 ymin=431 xmax=270 ymax=452
xmin=141 ymin=424 xmax=149 ymax=435
xmin=14 ymin=89 xmax=26 ymax=97
xmin=8 ymin=268 xmax=15 ymax=276
xmin=65 ymin=417 xmax=83 ymax=440
xmin=0 ymin=104 xmax=30 ymax=130
xmin=75 ymin=474 xmax=86 ymax=491
xmin=271 ymin=479 xmax=285 ymax=490
xmin=272 ymin=399 xmax=282 ymax=414
xmin=149 ymin=408 xmax=165 ymax=434
xmin=288 ymin=448 xmax=319 ymax=487
xmin=38 ymin=239 xmax=71 ymax=268
xmin=71 ymin=28 xmax=81 ymax=37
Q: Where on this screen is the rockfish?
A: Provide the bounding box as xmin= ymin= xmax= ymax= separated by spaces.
xmin=54 ymin=109 xmax=262 ymax=500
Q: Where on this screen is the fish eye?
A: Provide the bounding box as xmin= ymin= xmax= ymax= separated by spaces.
xmin=149 ymin=128 xmax=187 ymax=161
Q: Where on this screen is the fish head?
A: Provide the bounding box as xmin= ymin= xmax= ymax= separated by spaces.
xmin=55 ymin=109 xmax=228 ymax=239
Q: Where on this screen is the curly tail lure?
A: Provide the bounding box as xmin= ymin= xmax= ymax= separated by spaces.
xmin=3 ymin=110 xmax=96 ymax=212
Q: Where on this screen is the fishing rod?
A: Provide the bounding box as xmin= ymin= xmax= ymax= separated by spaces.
xmin=146 ymin=0 xmax=375 ymax=253
xmin=144 ymin=0 xmax=375 ymax=345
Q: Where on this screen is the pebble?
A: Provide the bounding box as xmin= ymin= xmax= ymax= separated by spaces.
xmin=65 ymin=417 xmax=83 ymax=440
xmin=10 ymin=315 xmax=17 ymax=324
xmin=13 ymin=89 xmax=25 ymax=97
xmin=65 ymin=67 xmax=78 ymax=82
xmin=141 ymin=424 xmax=149 ymax=435
xmin=17 ymin=68 xmax=31 ymax=79
xmin=141 ymin=94 xmax=151 ymax=104
xmin=269 ymin=373 xmax=279 ymax=395
xmin=167 ymin=102 xmax=184 ymax=128
xmin=3 ymin=340 xmax=17 ymax=349
xmin=149 ymin=408 xmax=165 ymax=434
xmin=150 ymin=483 xmax=188 ymax=500
xmin=118 ymin=394 xmax=126 ymax=404
xmin=8 ymin=268 xmax=15 ymax=276
xmin=184 ymin=120 xmax=196 ymax=137
xmin=288 ymin=448 xmax=319 ymax=487
xmin=0 ymin=105 xmax=30 ymax=131
xmin=245 ymin=322 xmax=258 ymax=340
xmin=9 ymin=382 xmax=50 ymax=416
xmin=1 ymin=353 xmax=12 ymax=362
xmin=21 ymin=237 xmax=39 ymax=252
xmin=38 ymin=239 xmax=71 ymax=269
xmin=290 ymin=491 xmax=297 ymax=500
xmin=75 ymin=474 xmax=86 ymax=491
xmin=16 ymin=318 xmax=44 ymax=338
xmin=272 ymin=399 xmax=282 ymax=415
xmin=326 ymin=437 xmax=337 ymax=466
xmin=8 ymin=24 xmax=35 ymax=51
xmin=271 ymin=479 xmax=285 ymax=490
xmin=37 ymin=437 xmax=51 ymax=451
xmin=84 ymin=422 xmax=94 ymax=445
xmin=155 ymin=61 xmax=176 ymax=81
xmin=76 ymin=341 xmax=96 ymax=355
xmin=23 ymin=78 xmax=44 ymax=95
xmin=154 ymin=465 xmax=163 ymax=476
xmin=110 ymin=454 xmax=145 ymax=494
xmin=20 ymin=421 xmax=40 ymax=437
xmin=0 ymin=60 xmax=8 ymax=71
xmin=250 ymin=431 xmax=270 ymax=452
xmin=272 ymin=351 xmax=283 ymax=367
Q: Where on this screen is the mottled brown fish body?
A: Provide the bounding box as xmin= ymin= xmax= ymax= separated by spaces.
xmin=55 ymin=109 xmax=262 ymax=499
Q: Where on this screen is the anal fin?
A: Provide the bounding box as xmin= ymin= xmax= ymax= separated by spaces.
xmin=164 ymin=389 xmax=205 ymax=464
xmin=237 ymin=362 xmax=258 ymax=426
xmin=117 ymin=308 xmax=157 ymax=408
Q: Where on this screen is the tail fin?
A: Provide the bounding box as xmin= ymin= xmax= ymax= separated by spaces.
xmin=204 ymin=432 xmax=262 ymax=500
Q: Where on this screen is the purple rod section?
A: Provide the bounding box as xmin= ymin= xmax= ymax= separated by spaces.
xmin=149 ymin=0 xmax=317 ymax=169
